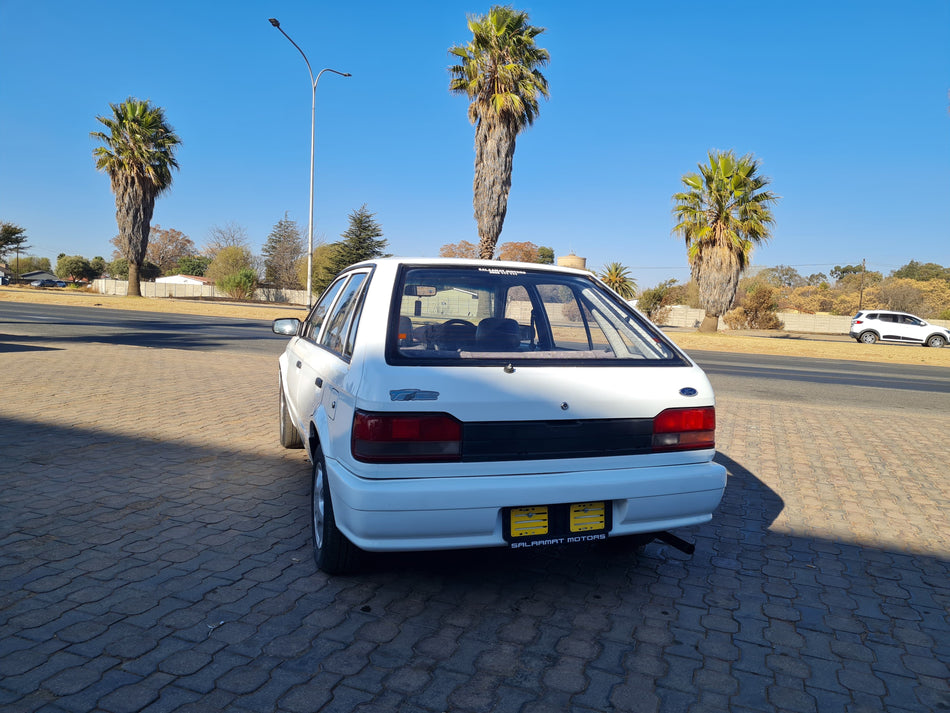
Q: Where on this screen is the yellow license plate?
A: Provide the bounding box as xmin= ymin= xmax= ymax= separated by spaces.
xmin=510 ymin=506 xmax=549 ymax=537
xmin=570 ymin=501 xmax=606 ymax=532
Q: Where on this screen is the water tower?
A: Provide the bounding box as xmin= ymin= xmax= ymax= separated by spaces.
xmin=557 ymin=253 xmax=587 ymax=270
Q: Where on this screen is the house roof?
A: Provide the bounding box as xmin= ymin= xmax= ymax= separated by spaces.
xmin=21 ymin=270 xmax=59 ymax=281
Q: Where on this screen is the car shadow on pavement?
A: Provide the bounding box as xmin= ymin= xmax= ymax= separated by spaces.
xmin=1 ymin=415 xmax=948 ymax=713
xmin=0 ymin=339 xmax=62 ymax=353
xmin=0 ymin=315 xmax=285 ymax=353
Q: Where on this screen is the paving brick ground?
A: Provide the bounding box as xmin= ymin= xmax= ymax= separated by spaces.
xmin=1 ymin=338 xmax=948 ymax=712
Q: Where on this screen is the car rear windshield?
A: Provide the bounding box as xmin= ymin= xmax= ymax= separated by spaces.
xmin=387 ymin=266 xmax=688 ymax=365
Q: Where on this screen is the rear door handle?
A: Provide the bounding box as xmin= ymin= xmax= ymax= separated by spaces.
xmin=295 ymin=360 xmax=302 ymax=369
xmin=315 ymin=377 xmax=323 ymax=388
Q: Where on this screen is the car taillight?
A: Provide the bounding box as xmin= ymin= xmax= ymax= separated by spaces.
xmin=652 ymin=407 xmax=715 ymax=452
xmin=352 ymin=410 xmax=462 ymax=463
xmin=853 ymin=319 xmax=863 ymax=325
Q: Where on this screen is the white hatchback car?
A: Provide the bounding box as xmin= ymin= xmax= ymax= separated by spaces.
xmin=273 ymin=258 xmax=726 ymax=573
xmin=849 ymin=310 xmax=949 ymax=347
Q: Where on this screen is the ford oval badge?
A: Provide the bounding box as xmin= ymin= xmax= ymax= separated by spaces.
xmin=679 ymin=387 xmax=698 ymax=397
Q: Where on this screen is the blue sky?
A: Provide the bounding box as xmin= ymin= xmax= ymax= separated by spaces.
xmin=1 ymin=0 xmax=948 ymax=288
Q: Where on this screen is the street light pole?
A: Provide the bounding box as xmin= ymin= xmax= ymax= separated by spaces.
xmin=269 ymin=18 xmax=351 ymax=309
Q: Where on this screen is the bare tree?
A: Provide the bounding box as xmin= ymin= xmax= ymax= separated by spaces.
xmin=205 ymin=222 xmax=249 ymax=259
xmin=146 ymin=225 xmax=197 ymax=275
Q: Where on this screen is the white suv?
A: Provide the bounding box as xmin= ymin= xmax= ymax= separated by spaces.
xmin=273 ymin=258 xmax=726 ymax=573
xmin=849 ymin=310 xmax=949 ymax=347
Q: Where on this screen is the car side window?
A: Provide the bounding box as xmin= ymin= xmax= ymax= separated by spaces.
xmin=303 ymin=278 xmax=347 ymax=341
xmin=320 ymin=273 xmax=367 ymax=357
xmin=343 ymin=277 xmax=369 ymax=358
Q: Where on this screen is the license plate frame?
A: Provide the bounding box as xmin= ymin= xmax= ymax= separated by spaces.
xmin=503 ymin=501 xmax=612 ymax=546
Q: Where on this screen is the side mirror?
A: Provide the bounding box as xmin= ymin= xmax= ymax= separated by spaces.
xmin=272 ymin=318 xmax=301 ymax=336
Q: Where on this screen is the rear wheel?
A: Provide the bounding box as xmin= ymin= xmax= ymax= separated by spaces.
xmin=311 ymin=444 xmax=360 ymax=574
xmin=926 ymin=334 xmax=947 ymax=348
xmin=859 ymin=331 xmax=878 ymax=344
xmin=278 ymin=374 xmax=303 ymax=449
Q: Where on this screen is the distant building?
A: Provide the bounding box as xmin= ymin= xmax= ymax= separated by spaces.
xmin=155 ymin=274 xmax=213 ymax=285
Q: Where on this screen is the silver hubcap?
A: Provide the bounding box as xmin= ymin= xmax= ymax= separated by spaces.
xmin=313 ymin=463 xmax=325 ymax=550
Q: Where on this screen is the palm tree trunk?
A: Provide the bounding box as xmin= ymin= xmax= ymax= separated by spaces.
xmin=127 ymin=261 xmax=142 ymax=297
xmin=473 ymin=117 xmax=516 ymax=260
xmin=114 ymin=176 xmax=153 ymax=298
xmin=693 ymin=243 xmax=742 ymax=333
xmin=698 ymin=313 xmax=720 ymax=332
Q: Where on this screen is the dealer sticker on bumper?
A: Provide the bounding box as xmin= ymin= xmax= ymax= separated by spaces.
xmin=504 ymin=501 xmax=611 ymax=547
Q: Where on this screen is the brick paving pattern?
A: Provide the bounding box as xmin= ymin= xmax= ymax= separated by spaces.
xmin=1 ymin=338 xmax=948 ymax=712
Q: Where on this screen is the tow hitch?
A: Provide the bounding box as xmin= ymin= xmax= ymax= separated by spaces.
xmin=654 ymin=531 xmax=696 ymax=555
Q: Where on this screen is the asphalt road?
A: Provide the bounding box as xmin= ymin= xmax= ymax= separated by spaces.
xmin=690 ymin=350 xmax=950 ymax=414
xmin=0 ymin=302 xmax=287 ymax=355
xmin=4 ymin=303 xmax=949 ymax=413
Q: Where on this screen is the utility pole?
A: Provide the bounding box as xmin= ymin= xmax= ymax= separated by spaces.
xmin=858 ymin=258 xmax=866 ymax=309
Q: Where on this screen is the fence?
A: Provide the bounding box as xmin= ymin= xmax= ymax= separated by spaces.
xmin=93 ymin=279 xmax=308 ymax=305
xmin=662 ymin=305 xmax=949 ymax=334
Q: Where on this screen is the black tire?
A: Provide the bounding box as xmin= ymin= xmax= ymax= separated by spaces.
xmin=926 ymin=334 xmax=946 ymax=348
xmin=311 ymin=444 xmax=361 ymax=574
xmin=278 ymin=374 xmax=303 ymax=449
xmin=859 ymin=331 xmax=878 ymax=345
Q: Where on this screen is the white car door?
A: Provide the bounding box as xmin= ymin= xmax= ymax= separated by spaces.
xmin=297 ymin=272 xmax=369 ymax=455
xmin=896 ymin=314 xmax=928 ymax=344
xmin=284 ymin=278 xmax=348 ymax=434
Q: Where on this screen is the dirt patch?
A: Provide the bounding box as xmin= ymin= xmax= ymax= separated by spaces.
xmin=4 ymin=285 xmax=949 ymax=367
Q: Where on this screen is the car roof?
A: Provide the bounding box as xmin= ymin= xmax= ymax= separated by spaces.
xmin=344 ymin=257 xmax=595 ymax=278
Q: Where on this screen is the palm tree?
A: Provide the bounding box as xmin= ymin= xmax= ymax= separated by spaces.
xmin=672 ymin=150 xmax=778 ymax=332
xmin=449 ymin=5 xmax=549 ymax=260
xmin=600 ymin=262 xmax=637 ymax=299
xmin=91 ymin=98 xmax=181 ymax=297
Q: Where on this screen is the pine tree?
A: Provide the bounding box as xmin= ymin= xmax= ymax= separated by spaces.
xmin=262 ymin=212 xmax=305 ymax=289
xmin=317 ymin=205 xmax=389 ymax=293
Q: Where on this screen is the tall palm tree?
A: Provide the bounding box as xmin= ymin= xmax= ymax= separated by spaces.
xmin=672 ymin=150 xmax=778 ymax=332
xmin=91 ymin=98 xmax=181 ymax=297
xmin=600 ymin=262 xmax=637 ymax=299
xmin=449 ymin=5 xmax=549 ymax=260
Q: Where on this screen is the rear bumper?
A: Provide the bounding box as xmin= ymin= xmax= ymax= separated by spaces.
xmin=324 ymin=456 xmax=727 ymax=552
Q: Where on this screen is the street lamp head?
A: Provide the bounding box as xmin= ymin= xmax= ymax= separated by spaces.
xmin=342 ymin=73 xmax=352 ymax=77
xmin=268 ymin=18 xmax=280 ymax=27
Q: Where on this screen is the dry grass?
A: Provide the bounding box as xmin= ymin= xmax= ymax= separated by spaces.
xmin=669 ymin=331 xmax=950 ymax=367
xmin=1 ymin=285 xmax=307 ymax=322
xmin=4 ymin=286 xmax=949 ymax=367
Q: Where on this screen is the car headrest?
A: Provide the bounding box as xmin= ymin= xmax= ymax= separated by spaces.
xmin=476 ymin=317 xmax=520 ymax=351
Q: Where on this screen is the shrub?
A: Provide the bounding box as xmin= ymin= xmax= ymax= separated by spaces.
xmin=725 ymin=285 xmax=784 ymax=329
xmin=562 ymin=300 xmax=582 ymax=322
xmin=637 ymin=280 xmax=677 ymax=324
xmin=218 ymin=268 xmax=258 ymax=301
